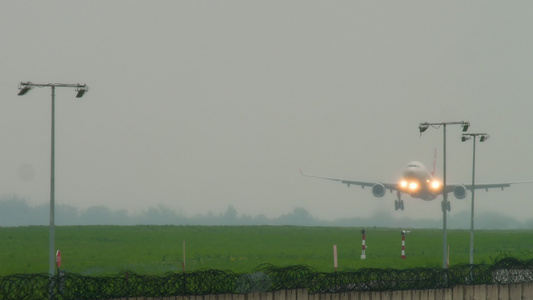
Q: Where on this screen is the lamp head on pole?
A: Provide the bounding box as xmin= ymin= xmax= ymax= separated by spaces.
xmin=75 ymin=85 xmax=88 ymax=98
xmin=462 ymin=122 xmax=470 ymax=132
xmin=75 ymin=89 xmax=87 ymax=98
xmin=462 ymin=133 xmax=489 ymax=142
xmin=18 ymin=82 xmax=32 ymax=96
xmin=419 ymin=122 xmax=429 ymax=133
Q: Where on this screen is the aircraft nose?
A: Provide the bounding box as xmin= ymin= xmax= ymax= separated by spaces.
xmin=403 ymin=170 xmax=416 ymax=178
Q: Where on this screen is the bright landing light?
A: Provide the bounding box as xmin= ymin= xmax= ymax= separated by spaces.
xmin=400 ymin=180 xmax=419 ymax=191
xmin=430 ymin=180 xmax=441 ymax=190
xmin=409 ymin=182 xmax=418 ymax=190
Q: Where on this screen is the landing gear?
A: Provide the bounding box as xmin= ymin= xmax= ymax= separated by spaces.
xmin=394 ymin=191 xmax=404 ymax=211
xmin=394 ymin=200 xmax=404 ymax=211
xmin=441 ymin=200 xmax=451 ymax=212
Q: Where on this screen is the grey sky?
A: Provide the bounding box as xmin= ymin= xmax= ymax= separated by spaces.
xmin=1 ymin=1 xmax=532 ymax=224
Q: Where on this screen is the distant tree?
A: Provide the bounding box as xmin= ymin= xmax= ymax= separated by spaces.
xmin=0 ymin=195 xmax=530 ymax=228
xmin=55 ymin=204 xmax=81 ymax=225
xmin=525 ymin=218 xmax=533 ymax=229
xmin=276 ymin=207 xmax=316 ymax=226
xmin=222 ymin=205 xmax=238 ymax=223
xmin=138 ymin=205 xmax=181 ymax=225
xmin=113 ymin=209 xmax=132 ymax=225
xmin=80 ymin=206 xmax=114 ymax=225
xmin=0 ymin=196 xmax=32 ymax=226
xmin=0 ymin=196 xmax=47 ymax=226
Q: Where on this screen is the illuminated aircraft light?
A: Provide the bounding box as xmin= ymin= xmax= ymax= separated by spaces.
xmin=400 ymin=180 xmax=408 ymax=189
xmin=409 ymin=182 xmax=418 ymax=190
xmin=431 ymin=181 xmax=441 ymax=189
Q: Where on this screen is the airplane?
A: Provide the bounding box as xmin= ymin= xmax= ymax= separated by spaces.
xmin=300 ymin=159 xmax=529 ymax=211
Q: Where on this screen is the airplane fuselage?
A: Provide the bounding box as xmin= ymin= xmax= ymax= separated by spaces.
xmin=397 ymin=161 xmax=442 ymax=201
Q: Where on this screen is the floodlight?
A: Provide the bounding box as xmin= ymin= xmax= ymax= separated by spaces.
xmin=18 ymin=86 xmax=32 ymax=96
xmin=480 ymin=135 xmax=489 ymax=142
xmin=461 ymin=135 xmax=471 ymax=142
xmin=462 ymin=122 xmax=470 ymax=132
xmin=75 ymin=88 xmax=87 ymax=98
xmin=419 ymin=122 xmax=429 ymax=133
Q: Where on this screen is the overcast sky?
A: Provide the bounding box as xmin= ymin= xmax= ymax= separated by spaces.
xmin=1 ymin=1 xmax=532 ymax=225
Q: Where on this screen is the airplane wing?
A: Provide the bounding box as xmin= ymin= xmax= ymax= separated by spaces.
xmin=299 ymin=169 xmax=398 ymax=191
xmin=445 ymin=181 xmax=532 ymax=193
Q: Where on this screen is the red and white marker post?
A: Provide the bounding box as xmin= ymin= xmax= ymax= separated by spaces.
xmin=56 ymin=250 xmax=61 ymax=270
xmin=361 ymin=229 xmax=367 ymax=259
xmin=401 ymin=231 xmax=406 ymax=259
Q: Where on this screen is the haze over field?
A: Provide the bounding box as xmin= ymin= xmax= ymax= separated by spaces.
xmin=1 ymin=2 xmax=532 ymax=225
xmin=1 ymin=197 xmax=531 ymax=229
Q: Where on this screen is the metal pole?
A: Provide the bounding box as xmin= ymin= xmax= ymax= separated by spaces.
xmin=442 ymin=124 xmax=448 ymax=269
xmin=17 ymin=81 xmax=87 ymax=283
xmin=469 ymin=137 xmax=476 ymax=265
xmin=49 ymin=86 xmax=56 ymax=277
xmin=420 ymin=121 xmax=469 ymax=270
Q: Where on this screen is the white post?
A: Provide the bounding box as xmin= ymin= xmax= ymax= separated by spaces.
xmin=333 ymin=245 xmax=338 ymax=272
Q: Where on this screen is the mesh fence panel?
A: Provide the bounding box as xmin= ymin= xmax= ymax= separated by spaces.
xmin=2 ymin=255 xmax=533 ymax=299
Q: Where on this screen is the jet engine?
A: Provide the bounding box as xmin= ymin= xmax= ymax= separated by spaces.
xmin=372 ymin=183 xmax=386 ymax=197
xmin=453 ymin=185 xmax=468 ymax=199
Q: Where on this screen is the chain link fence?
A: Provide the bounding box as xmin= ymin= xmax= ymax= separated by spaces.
xmin=2 ymin=254 xmax=533 ymax=299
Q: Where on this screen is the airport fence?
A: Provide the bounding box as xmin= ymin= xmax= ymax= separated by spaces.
xmin=1 ymin=254 xmax=533 ymax=300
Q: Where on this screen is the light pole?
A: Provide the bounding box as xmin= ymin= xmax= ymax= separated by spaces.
xmin=18 ymin=82 xmax=88 ymax=277
xmin=419 ymin=121 xmax=470 ymax=269
xmin=461 ymin=133 xmax=489 ymax=265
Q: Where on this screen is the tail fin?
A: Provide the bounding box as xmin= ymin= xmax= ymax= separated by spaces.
xmin=431 ymin=148 xmax=437 ymax=176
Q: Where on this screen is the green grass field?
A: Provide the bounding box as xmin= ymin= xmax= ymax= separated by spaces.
xmin=0 ymin=226 xmax=531 ymax=276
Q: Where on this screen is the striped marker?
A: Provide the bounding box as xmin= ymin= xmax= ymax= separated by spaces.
xmin=401 ymin=231 xmax=406 ymax=259
xmin=361 ymin=229 xmax=367 ymax=259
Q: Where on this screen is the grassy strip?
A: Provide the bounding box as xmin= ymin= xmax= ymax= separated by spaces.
xmin=0 ymin=225 xmax=531 ymax=275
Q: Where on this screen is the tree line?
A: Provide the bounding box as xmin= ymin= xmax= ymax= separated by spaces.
xmin=0 ymin=195 xmax=531 ymax=229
